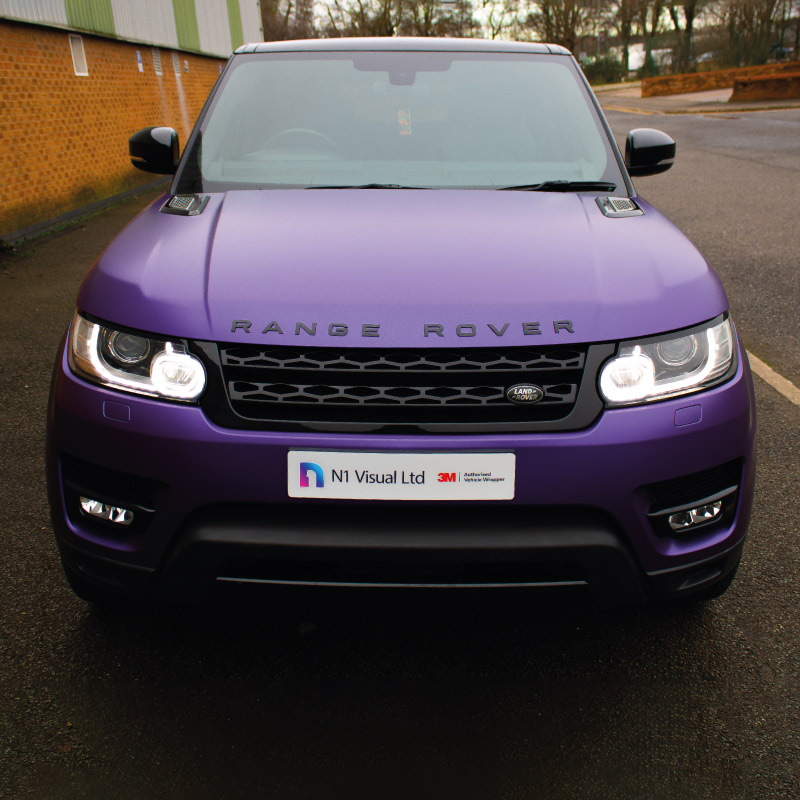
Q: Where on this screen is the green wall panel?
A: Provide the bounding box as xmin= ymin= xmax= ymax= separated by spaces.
xmin=65 ymin=0 xmax=115 ymax=36
xmin=226 ymin=0 xmax=244 ymax=50
xmin=173 ymin=0 xmax=201 ymax=52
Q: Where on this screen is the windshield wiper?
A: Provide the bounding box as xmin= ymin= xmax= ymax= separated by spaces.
xmin=499 ymin=180 xmax=617 ymax=192
xmin=306 ymin=183 xmax=431 ymax=190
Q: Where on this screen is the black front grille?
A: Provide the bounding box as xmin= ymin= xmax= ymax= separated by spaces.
xmin=195 ymin=342 xmax=612 ymax=433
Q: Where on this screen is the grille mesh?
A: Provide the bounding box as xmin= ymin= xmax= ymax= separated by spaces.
xmin=608 ymin=197 xmax=637 ymax=213
xmin=229 ymin=380 xmax=576 ymax=406
xmin=222 ymin=347 xmax=585 ymax=373
xmin=645 ymin=461 xmax=741 ymax=512
xmin=214 ymin=344 xmax=588 ymax=427
xmin=168 ymin=195 xmax=195 ymax=210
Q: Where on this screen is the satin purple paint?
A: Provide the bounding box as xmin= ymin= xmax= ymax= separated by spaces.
xmin=46 ymin=39 xmax=755 ymax=607
xmin=77 ymin=192 xmax=728 ymax=347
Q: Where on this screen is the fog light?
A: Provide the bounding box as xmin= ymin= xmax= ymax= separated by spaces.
xmin=668 ymin=500 xmax=722 ymax=532
xmin=667 ymin=511 xmax=694 ymax=530
xmin=79 ymin=496 xmax=134 ymax=526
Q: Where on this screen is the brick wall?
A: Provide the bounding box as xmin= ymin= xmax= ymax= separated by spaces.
xmin=641 ymin=61 xmax=800 ymax=97
xmin=0 ymin=19 xmax=226 ymax=239
xmin=731 ymin=72 xmax=800 ymax=101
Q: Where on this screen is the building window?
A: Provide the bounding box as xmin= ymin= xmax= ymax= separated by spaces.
xmin=69 ymin=35 xmax=88 ymax=76
xmin=153 ymin=48 xmax=162 ymax=76
xmin=172 ymin=52 xmax=181 ymax=76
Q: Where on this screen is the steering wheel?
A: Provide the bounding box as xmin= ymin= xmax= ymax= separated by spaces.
xmin=264 ymin=128 xmax=340 ymax=152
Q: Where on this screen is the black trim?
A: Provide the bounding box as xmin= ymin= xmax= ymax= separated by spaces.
xmin=575 ymin=55 xmax=637 ymax=197
xmin=174 ymin=49 xmax=628 ymax=197
xmin=160 ymin=194 xmax=210 ymax=216
xmin=642 ymin=459 xmax=741 ymax=538
xmin=647 ymin=540 xmax=744 ymax=601
xmin=61 ymin=455 xmax=166 ymax=540
xmin=644 ymin=459 xmax=741 ymax=512
xmin=155 ymin=504 xmax=647 ymax=607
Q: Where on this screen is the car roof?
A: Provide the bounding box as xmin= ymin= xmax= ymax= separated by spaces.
xmin=234 ymin=37 xmax=571 ymax=57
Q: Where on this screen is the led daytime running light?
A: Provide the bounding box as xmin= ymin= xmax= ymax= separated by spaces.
xmin=69 ymin=313 xmax=206 ymax=402
xmin=151 ymin=345 xmax=207 ymax=399
xmin=599 ymin=318 xmax=735 ymax=406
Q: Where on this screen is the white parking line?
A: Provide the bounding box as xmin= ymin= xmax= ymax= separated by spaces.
xmin=747 ymin=351 xmax=800 ymax=407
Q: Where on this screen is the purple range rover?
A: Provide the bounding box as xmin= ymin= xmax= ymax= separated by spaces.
xmin=47 ymin=38 xmax=756 ymax=607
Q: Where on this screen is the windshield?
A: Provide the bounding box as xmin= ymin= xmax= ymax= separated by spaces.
xmin=176 ymin=50 xmax=623 ymax=192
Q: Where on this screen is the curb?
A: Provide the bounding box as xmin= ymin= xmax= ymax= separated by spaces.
xmin=601 ymin=101 xmax=800 ymax=115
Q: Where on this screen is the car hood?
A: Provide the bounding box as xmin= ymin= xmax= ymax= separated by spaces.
xmin=78 ymin=190 xmax=728 ymax=347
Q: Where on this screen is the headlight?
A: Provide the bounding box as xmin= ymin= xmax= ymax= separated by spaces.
xmin=68 ymin=313 xmax=206 ymax=402
xmin=599 ymin=316 xmax=736 ymax=407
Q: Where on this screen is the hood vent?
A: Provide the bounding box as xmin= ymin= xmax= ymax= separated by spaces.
xmin=597 ymin=197 xmax=644 ymax=218
xmin=161 ymin=195 xmax=210 ymax=216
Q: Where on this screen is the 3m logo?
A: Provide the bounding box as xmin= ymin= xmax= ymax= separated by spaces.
xmin=299 ymin=462 xmax=325 ymax=488
xmin=438 ymin=472 xmax=457 ymax=483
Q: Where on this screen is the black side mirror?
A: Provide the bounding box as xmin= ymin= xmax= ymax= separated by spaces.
xmin=625 ymin=128 xmax=676 ymax=177
xmin=129 ymin=127 xmax=179 ymax=174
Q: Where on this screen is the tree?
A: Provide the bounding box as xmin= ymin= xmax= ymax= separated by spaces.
xmin=323 ymin=0 xmax=476 ymax=37
xmin=524 ymin=0 xmax=593 ymax=51
xmin=261 ymin=0 xmax=316 ymax=39
xmin=667 ymin=0 xmax=704 ymax=72
xmin=398 ymin=0 xmax=478 ymax=35
xmin=325 ymin=0 xmax=397 ymax=36
xmin=772 ymin=0 xmax=799 ymax=59
xmin=295 ymin=0 xmax=316 ymax=37
xmin=713 ymin=0 xmax=781 ymax=64
xmin=636 ymin=0 xmax=667 ymax=75
xmin=603 ymin=0 xmax=637 ymax=70
xmin=480 ymin=0 xmax=526 ymax=39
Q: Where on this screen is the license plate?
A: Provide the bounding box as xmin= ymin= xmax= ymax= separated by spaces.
xmin=287 ymin=451 xmax=515 ymax=500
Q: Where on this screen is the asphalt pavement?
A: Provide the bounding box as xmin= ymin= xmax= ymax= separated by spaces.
xmin=1 ymin=108 xmax=800 ymax=798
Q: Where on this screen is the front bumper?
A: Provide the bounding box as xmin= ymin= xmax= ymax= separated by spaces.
xmin=47 ymin=341 xmax=756 ymax=606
